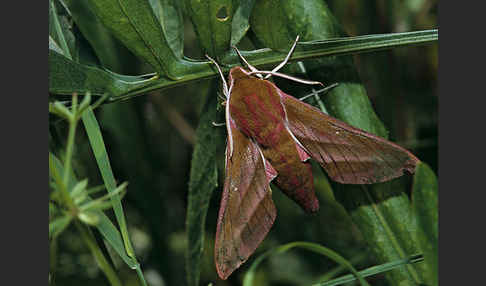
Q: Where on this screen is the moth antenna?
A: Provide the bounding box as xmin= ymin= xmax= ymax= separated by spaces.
xmin=212 ymin=122 xmax=226 ymax=127
xmin=265 ymin=35 xmax=300 ymax=79
xmin=232 ymin=46 xmax=262 ymax=78
xmin=206 ymin=54 xmax=230 ymax=98
xmin=248 ymin=70 xmax=324 ymax=86
xmin=299 ymin=83 xmax=339 ymax=101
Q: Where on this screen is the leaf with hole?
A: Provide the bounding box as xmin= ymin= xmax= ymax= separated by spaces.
xmin=185 ymin=0 xmax=234 ymax=57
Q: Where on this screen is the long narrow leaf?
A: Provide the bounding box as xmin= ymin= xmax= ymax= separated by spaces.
xmin=81 ymin=108 xmax=135 ymax=259
xmin=149 ymin=0 xmax=184 ymax=58
xmin=316 ymin=254 xmax=424 ymax=286
xmin=231 ymin=0 xmax=256 ymax=45
xmin=49 ymin=0 xmax=72 ymax=59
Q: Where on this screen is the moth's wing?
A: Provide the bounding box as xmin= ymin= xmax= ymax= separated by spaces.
xmin=227 ymin=71 xmax=319 ymax=213
xmin=281 ymin=93 xmax=419 ymax=184
xmin=215 ymin=121 xmax=277 ymax=280
xmin=260 ymin=134 xmax=319 ymax=213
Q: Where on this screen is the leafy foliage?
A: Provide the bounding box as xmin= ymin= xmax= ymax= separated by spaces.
xmin=49 ymin=0 xmax=438 ymax=285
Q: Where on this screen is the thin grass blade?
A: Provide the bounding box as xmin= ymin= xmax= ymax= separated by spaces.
xmin=81 ymin=108 xmax=135 ymax=259
xmin=243 ymin=241 xmax=370 ymax=286
xmin=315 ymin=254 xmax=424 ymax=286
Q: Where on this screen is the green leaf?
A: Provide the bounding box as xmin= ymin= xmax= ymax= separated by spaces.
xmin=51 ymin=0 xmax=436 ymax=101
xmin=333 ymin=182 xmax=426 ymax=285
xmin=50 ymin=99 xmax=73 ymax=120
xmin=49 ymin=35 xmax=66 ymax=56
xmin=49 ymin=153 xmax=137 ymax=268
xmin=49 ymin=0 xmax=73 ymax=59
xmin=84 ymin=0 xmax=207 ymax=79
xmin=48 ymin=48 xmax=155 ymax=97
xmin=85 ymin=0 xmax=170 ymax=75
xmin=231 ymin=0 xmax=256 ymax=46
xmin=81 ymin=108 xmax=135 ymax=259
xmin=243 ymin=241 xmax=370 ymax=286
xmin=71 ymin=178 xmax=89 ymax=204
xmin=78 ymin=211 xmax=100 ymax=226
xmin=80 ymin=182 xmax=128 ymax=212
xmin=185 ymin=80 xmax=225 ymax=286
xmin=412 ymin=162 xmax=438 ymax=286
xmin=49 ymin=152 xmax=77 ymax=191
xmin=185 ymin=0 xmax=234 ymax=57
xmin=149 ymin=0 xmax=185 ymax=58
xmin=95 ymin=212 xmax=137 ymax=268
xmin=62 ymin=0 xmax=130 ymax=72
xmin=250 ymin=0 xmax=340 ymax=51
xmin=49 ymin=215 xmax=73 ymax=239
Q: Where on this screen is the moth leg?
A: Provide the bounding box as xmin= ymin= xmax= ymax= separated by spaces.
xmin=264 ymin=35 xmax=300 ymax=79
xmin=299 ymin=83 xmax=339 ymax=101
xmin=232 ymin=46 xmax=263 ymax=79
xmin=212 ymin=122 xmax=226 ymax=127
xmin=206 ymin=54 xmax=230 ymax=98
xmin=217 ymin=92 xmax=226 ymax=102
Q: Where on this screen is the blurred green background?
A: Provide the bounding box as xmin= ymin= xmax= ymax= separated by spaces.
xmin=49 ymin=0 xmax=437 ymax=285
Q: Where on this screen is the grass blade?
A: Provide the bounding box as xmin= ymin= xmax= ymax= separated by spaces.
xmin=243 ymin=241 xmax=370 ymax=286
xmin=315 ymin=254 xmax=424 ymax=286
xmin=81 ymin=109 xmax=148 ymax=285
xmin=81 ymin=107 xmax=135 ymax=259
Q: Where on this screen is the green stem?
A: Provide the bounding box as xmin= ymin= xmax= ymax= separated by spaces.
xmin=62 ymin=93 xmax=78 ymax=189
xmin=49 ymin=237 xmax=58 ymax=283
xmin=75 ymin=220 xmax=122 ymax=286
xmin=62 ymin=120 xmax=77 ymax=188
xmin=105 ymin=29 xmax=438 ymax=103
xmin=135 ymin=265 xmax=148 ymax=286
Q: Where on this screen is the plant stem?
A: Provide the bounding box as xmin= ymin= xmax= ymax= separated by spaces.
xmin=62 ymin=94 xmax=78 ymax=189
xmin=49 ymin=153 xmax=77 ymax=211
xmin=75 ymin=220 xmax=122 ymax=286
xmin=135 ymin=265 xmax=148 ymax=286
xmin=62 ymin=120 xmax=77 ymax=188
xmin=105 ymin=30 xmax=438 ymax=103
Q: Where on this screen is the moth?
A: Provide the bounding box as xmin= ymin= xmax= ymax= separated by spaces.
xmin=206 ymin=37 xmax=420 ymax=280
